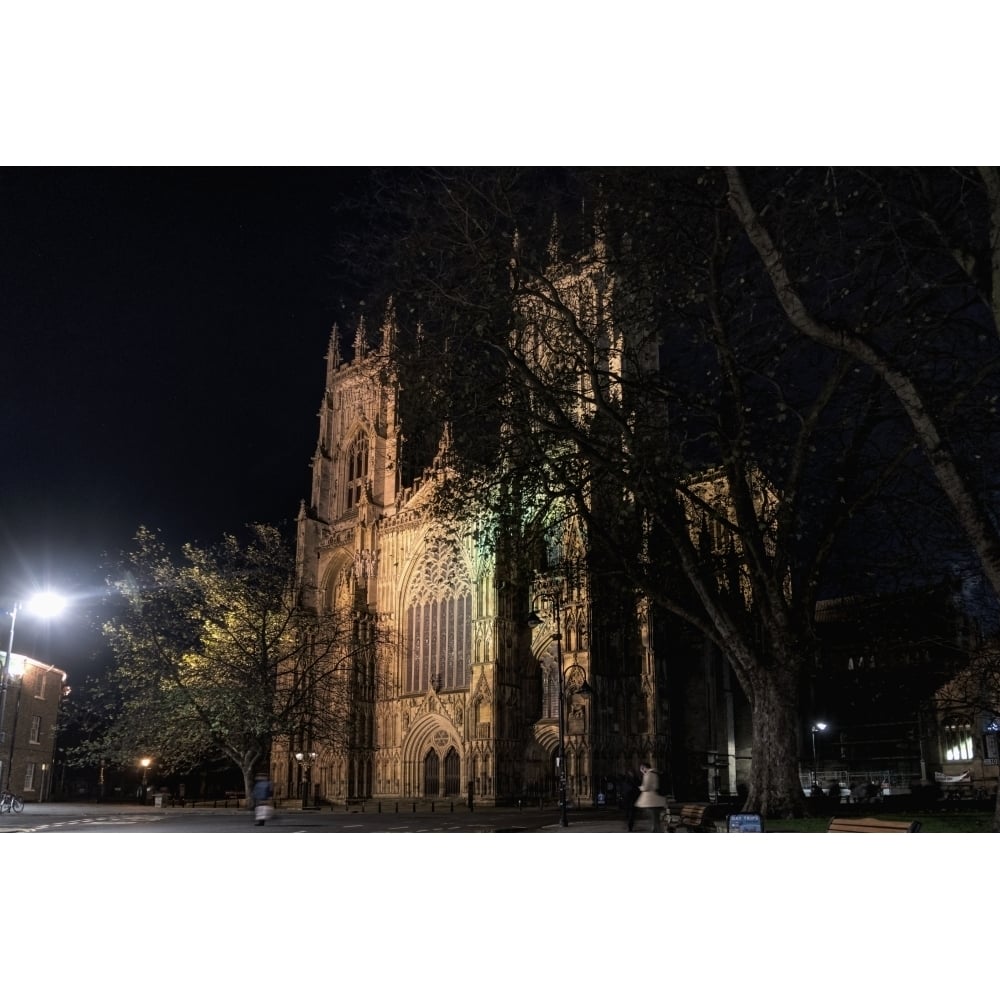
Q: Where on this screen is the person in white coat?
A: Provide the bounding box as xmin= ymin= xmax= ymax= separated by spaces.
xmin=635 ymin=763 xmax=667 ymax=832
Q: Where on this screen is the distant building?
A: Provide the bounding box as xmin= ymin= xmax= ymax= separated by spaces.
xmin=0 ymin=652 xmax=68 ymax=801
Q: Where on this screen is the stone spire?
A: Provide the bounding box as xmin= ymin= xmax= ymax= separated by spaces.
xmin=326 ymin=324 xmax=341 ymax=381
xmin=353 ymin=316 xmax=367 ymax=361
xmin=380 ymin=296 xmax=397 ymax=355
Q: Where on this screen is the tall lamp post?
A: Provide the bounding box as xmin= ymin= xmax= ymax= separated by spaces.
xmin=811 ymin=722 xmax=828 ymax=789
xmin=295 ymin=750 xmax=317 ymax=809
xmin=4 ymin=657 xmax=27 ymax=791
xmin=139 ymin=757 xmax=152 ymax=803
xmin=528 ymin=593 xmax=569 ymax=828
xmin=1 ymin=592 xmax=66 ymax=790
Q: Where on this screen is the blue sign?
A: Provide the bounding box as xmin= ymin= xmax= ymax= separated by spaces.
xmin=728 ymin=812 xmax=763 ymax=833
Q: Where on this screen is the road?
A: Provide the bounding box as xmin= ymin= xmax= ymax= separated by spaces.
xmin=0 ymin=800 xmax=631 ymax=833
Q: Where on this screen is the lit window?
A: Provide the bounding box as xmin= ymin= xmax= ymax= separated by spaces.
xmin=943 ymin=717 xmax=975 ymax=762
xmin=23 ymin=762 xmax=35 ymax=792
xmin=403 ymin=541 xmax=472 ymax=694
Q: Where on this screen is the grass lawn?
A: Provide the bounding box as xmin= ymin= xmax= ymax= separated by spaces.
xmin=765 ymin=810 xmax=996 ymax=833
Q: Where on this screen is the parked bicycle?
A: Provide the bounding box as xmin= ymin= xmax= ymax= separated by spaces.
xmin=0 ymin=791 xmax=24 ymax=814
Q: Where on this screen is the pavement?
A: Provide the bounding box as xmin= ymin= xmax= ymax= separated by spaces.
xmin=0 ymin=799 xmax=682 ymax=832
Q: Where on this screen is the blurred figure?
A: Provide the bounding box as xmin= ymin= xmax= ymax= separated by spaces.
xmin=252 ymin=772 xmax=274 ymax=826
xmin=635 ymin=763 xmax=667 ymax=832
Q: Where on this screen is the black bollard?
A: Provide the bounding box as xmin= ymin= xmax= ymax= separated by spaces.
xmin=378 ymin=801 xmax=382 ymax=813
xmin=431 ymin=801 xmax=435 ymax=812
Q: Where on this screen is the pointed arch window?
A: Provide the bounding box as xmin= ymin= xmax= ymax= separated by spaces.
xmin=345 ymin=431 xmax=369 ymax=511
xmin=404 ymin=539 xmax=472 ymax=694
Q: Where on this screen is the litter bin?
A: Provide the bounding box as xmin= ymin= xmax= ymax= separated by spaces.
xmin=154 ymin=793 xmax=166 ymax=807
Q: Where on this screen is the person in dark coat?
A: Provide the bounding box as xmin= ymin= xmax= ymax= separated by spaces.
xmin=621 ymin=770 xmax=640 ymax=832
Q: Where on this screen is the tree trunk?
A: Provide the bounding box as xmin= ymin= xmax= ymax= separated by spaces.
xmin=744 ymin=663 xmax=807 ymax=819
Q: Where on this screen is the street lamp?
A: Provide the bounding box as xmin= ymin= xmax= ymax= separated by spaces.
xmin=528 ymin=594 xmax=570 ymax=828
xmin=4 ymin=657 xmax=27 ymax=792
xmin=139 ymin=757 xmax=152 ymax=803
xmin=811 ymin=722 xmax=828 ymax=789
xmin=294 ymin=750 xmax=317 ymax=809
xmin=1 ymin=592 xmax=66 ymax=789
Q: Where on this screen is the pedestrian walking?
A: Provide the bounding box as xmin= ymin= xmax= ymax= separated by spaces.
xmin=252 ymin=772 xmax=274 ymax=826
xmin=635 ymin=763 xmax=667 ymax=832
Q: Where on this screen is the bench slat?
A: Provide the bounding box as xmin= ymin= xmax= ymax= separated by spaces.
xmin=828 ymin=816 xmax=920 ymax=833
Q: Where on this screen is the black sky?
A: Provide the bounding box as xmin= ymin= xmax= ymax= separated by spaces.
xmin=1 ymin=168 xmax=366 ymax=674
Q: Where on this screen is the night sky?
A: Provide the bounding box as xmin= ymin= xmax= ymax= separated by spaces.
xmin=2 ymin=169 xmax=365 ymax=674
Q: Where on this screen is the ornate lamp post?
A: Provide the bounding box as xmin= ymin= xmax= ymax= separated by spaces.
xmin=295 ymin=750 xmax=318 ymax=809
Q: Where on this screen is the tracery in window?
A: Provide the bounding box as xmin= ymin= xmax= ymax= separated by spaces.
xmin=344 ymin=430 xmax=369 ymax=511
xmin=404 ymin=540 xmax=472 ymax=694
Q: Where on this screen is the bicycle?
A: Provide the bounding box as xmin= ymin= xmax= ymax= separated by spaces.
xmin=0 ymin=791 xmax=24 ymax=814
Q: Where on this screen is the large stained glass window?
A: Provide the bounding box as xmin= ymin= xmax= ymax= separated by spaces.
xmin=404 ymin=541 xmax=472 ymax=693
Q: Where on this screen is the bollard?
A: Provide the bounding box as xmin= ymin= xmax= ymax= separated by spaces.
xmin=395 ymin=801 xmax=398 ymax=813
xmin=412 ymin=802 xmax=416 ymax=813
xmin=450 ymin=800 xmax=454 ymax=813
xmin=431 ymin=801 xmax=435 ymax=813
xmin=378 ymin=801 xmax=382 ymax=813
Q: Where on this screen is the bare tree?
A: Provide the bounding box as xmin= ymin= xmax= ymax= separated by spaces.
xmin=345 ymin=168 xmax=921 ymax=816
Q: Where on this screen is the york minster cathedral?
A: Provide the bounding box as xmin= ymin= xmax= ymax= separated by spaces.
xmin=281 ymin=248 xmax=751 ymax=809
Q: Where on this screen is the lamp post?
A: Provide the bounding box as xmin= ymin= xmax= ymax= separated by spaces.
xmin=528 ymin=594 xmax=569 ymax=828
xmin=811 ymin=722 xmax=827 ymax=789
xmin=1 ymin=592 xmax=66 ymax=789
xmin=4 ymin=657 xmax=26 ymax=791
xmin=139 ymin=757 xmax=152 ymax=803
xmin=295 ymin=751 xmax=317 ymax=809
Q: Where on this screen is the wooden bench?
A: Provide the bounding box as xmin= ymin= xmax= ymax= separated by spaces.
xmin=672 ymin=803 xmax=715 ymax=831
xmin=828 ymin=816 xmax=921 ymax=833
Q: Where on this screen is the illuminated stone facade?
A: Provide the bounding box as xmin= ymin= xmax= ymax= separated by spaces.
xmin=289 ymin=282 xmax=677 ymax=805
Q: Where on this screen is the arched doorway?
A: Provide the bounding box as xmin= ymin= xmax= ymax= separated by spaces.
xmin=424 ymin=748 xmax=440 ymax=796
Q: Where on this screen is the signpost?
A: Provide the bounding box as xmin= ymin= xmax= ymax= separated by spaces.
xmin=727 ymin=812 xmax=764 ymax=833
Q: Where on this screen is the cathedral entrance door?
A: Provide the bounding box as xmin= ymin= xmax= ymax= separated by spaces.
xmin=424 ymin=748 xmax=440 ymax=796
xmin=444 ymin=747 xmax=460 ymax=795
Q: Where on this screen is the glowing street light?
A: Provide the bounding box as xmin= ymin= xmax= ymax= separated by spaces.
xmin=1 ymin=592 xmax=66 ymax=788
xmin=138 ymin=757 xmax=152 ymax=803
xmin=294 ymin=750 xmax=318 ymax=809
xmin=811 ymin=721 xmax=828 ymax=789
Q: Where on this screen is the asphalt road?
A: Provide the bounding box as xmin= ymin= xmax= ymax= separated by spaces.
xmin=0 ymin=801 xmax=631 ymax=833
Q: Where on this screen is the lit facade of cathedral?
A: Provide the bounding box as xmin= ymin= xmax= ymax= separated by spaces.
xmin=284 ymin=252 xmax=728 ymax=807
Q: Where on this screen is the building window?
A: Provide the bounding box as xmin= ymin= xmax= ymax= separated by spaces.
xmin=541 ymin=659 xmax=559 ymax=719
xmin=24 ymin=762 xmax=35 ymax=792
xmin=943 ymin=717 xmax=975 ymax=762
xmin=405 ymin=594 xmax=471 ymax=693
xmin=34 ymin=671 xmax=46 ymax=699
xmin=29 ymin=716 xmax=41 ymax=744
xmin=344 ymin=431 xmax=369 ymax=511
xmin=403 ymin=540 xmax=472 ymax=694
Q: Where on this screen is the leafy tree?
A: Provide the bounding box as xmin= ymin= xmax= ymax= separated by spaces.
xmin=88 ymin=523 xmax=378 ymax=798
